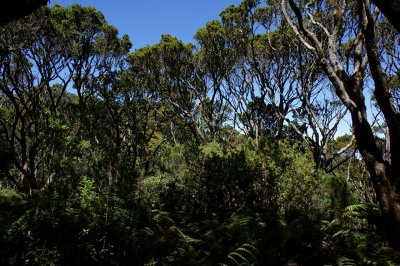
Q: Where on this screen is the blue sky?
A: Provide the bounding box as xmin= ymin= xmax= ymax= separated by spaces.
xmin=51 ymin=0 xmax=242 ymax=50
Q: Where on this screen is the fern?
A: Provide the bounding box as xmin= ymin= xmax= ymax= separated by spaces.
xmin=344 ymin=204 xmax=380 ymax=218
xmin=228 ymin=252 xmax=249 ymax=265
xmin=225 ymin=243 xmax=259 ymax=265
xmin=151 ymin=209 xmax=176 ymax=225
xmin=322 ymin=203 xmax=395 ymax=265
xmin=236 ymin=247 xmax=257 ymax=261
xmin=336 ymin=256 xmax=356 ymax=266
xmin=170 ymin=226 xmax=202 ymax=244
xmin=332 ymin=229 xmax=350 ymax=238
xmin=242 ymin=244 xmax=259 ymax=255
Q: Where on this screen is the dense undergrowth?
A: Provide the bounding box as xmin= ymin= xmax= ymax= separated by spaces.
xmin=1 ymin=141 xmax=396 ymax=265
xmin=1 ymin=1 xmax=400 ymax=265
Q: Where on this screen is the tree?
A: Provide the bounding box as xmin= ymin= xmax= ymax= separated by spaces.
xmin=240 ymin=98 xmax=280 ymax=138
xmin=194 ymin=21 xmax=239 ymax=141
xmin=126 ymin=35 xmax=203 ymax=145
xmin=0 ymin=8 xmax=68 ymax=194
xmin=371 ymin=0 xmax=400 ymax=33
xmin=0 ymin=0 xmax=48 ymax=25
xmin=218 ymin=1 xmax=354 ymax=170
xmin=0 ymin=5 xmax=131 ymax=194
xmin=281 ymin=0 xmax=400 ymax=250
xmin=219 ymin=1 xmax=299 ymax=140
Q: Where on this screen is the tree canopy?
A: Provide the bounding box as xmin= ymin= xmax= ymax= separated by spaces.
xmin=0 ymin=1 xmax=399 ymax=264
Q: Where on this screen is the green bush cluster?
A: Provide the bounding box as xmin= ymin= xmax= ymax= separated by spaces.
xmin=1 ymin=141 xmax=395 ymax=265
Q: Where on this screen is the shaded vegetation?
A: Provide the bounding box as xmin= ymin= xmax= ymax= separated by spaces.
xmin=1 ymin=1 xmax=399 ymax=265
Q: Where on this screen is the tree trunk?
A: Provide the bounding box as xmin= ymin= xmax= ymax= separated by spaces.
xmin=282 ymin=0 xmax=400 ymax=252
xmin=359 ymin=0 xmax=400 ymax=250
xmin=371 ymin=0 xmax=400 ymax=33
xmin=350 ymin=104 xmax=400 ymax=249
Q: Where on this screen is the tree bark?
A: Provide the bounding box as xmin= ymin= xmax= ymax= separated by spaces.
xmin=360 ymin=0 xmax=400 ymax=249
xmin=371 ymin=0 xmax=400 ymax=33
xmin=282 ymin=0 xmax=400 ymax=252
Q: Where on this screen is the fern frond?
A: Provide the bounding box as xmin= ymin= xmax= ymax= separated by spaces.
xmin=336 ymin=256 xmax=356 ymax=266
xmin=170 ymin=226 xmax=202 ymax=244
xmin=344 ymin=204 xmax=380 ymax=218
xmin=236 ymin=247 xmax=257 ymax=261
xmin=332 ymin=229 xmax=350 ymax=238
xmin=225 ymin=243 xmax=258 ymax=265
xmin=151 ymin=209 xmax=176 ymax=225
xmin=228 ymin=252 xmax=246 ymax=265
xmin=242 ymin=243 xmax=259 ymax=255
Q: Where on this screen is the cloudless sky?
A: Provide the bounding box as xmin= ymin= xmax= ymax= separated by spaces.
xmin=51 ymin=0 xmax=242 ymax=50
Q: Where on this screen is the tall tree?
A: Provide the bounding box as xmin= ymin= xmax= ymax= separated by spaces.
xmin=194 ymin=21 xmax=239 ymax=141
xmin=0 ymin=5 xmax=131 ymax=194
xmin=218 ymin=1 xmax=354 ymax=170
xmin=127 ymin=35 xmax=202 ymax=144
xmin=281 ymin=0 xmax=400 ymax=250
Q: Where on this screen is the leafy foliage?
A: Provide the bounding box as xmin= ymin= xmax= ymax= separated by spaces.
xmin=0 ymin=1 xmax=398 ymax=265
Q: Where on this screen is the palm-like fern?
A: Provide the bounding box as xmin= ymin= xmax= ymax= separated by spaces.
xmin=336 ymin=256 xmax=356 ymax=266
xmin=219 ymin=243 xmax=259 ymax=266
xmin=322 ymin=203 xmax=396 ymax=265
xmin=343 ymin=204 xmax=380 ymax=219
